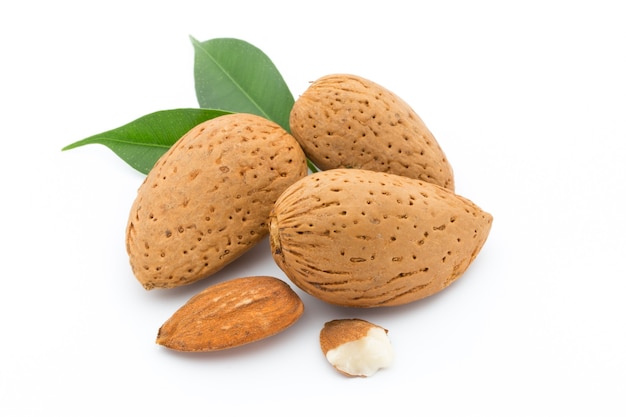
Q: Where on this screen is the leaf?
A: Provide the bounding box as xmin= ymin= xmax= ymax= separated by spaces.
xmin=191 ymin=37 xmax=294 ymax=132
xmin=62 ymin=108 xmax=230 ymax=174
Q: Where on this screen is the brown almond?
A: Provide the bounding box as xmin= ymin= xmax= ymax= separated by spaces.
xmin=290 ymin=74 xmax=454 ymax=190
xmin=156 ymin=276 xmax=304 ymax=352
xmin=126 ymin=113 xmax=308 ymax=290
xmin=270 ymin=168 xmax=492 ymax=307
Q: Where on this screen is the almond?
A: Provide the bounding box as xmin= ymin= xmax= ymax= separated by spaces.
xmin=156 ymin=276 xmax=304 ymax=352
xmin=125 ymin=113 xmax=308 ymax=289
xmin=269 ymin=168 xmax=492 ymax=307
xmin=290 ymin=74 xmax=454 ymax=190
xmin=320 ymin=318 xmax=394 ymax=377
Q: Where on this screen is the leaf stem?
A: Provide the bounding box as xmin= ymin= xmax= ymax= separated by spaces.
xmin=307 ymin=159 xmax=319 ymax=173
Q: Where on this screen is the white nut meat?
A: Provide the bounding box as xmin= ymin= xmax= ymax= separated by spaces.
xmin=320 ymin=319 xmax=394 ymax=377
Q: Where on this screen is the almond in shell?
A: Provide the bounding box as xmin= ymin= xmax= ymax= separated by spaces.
xmin=290 ymin=74 xmax=454 ymax=190
xmin=269 ymin=168 xmax=492 ymax=307
xmin=126 ymin=113 xmax=308 ymax=290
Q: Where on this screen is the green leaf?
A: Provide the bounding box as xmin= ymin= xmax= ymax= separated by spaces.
xmin=62 ymin=108 xmax=230 ymax=174
xmin=191 ymin=37 xmax=294 ymax=132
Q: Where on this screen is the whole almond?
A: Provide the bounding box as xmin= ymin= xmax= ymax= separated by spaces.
xmin=126 ymin=113 xmax=308 ymax=290
xmin=320 ymin=318 xmax=394 ymax=377
xmin=290 ymin=74 xmax=454 ymax=190
xmin=269 ymin=169 xmax=492 ymax=307
xmin=156 ymin=276 xmax=304 ymax=352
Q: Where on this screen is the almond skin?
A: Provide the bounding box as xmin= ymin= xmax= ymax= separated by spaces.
xmin=156 ymin=276 xmax=304 ymax=352
xmin=269 ymin=169 xmax=492 ymax=307
xmin=290 ymin=74 xmax=454 ymax=190
xmin=125 ymin=113 xmax=308 ymax=290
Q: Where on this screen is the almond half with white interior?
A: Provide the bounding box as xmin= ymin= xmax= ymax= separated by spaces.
xmin=156 ymin=276 xmax=304 ymax=352
xmin=320 ymin=318 xmax=394 ymax=377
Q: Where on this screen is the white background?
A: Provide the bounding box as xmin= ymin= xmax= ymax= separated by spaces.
xmin=1 ymin=1 xmax=625 ymax=415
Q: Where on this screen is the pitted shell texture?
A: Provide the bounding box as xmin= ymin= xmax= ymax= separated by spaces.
xmin=269 ymin=169 xmax=492 ymax=307
xmin=290 ymin=74 xmax=454 ymax=190
xmin=126 ymin=113 xmax=308 ymax=289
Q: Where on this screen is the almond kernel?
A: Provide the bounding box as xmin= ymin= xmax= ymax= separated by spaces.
xmin=156 ymin=276 xmax=304 ymax=352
